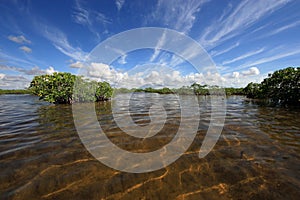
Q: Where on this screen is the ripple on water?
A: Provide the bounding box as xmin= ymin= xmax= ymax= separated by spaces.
xmin=0 ymin=94 xmax=299 ymax=199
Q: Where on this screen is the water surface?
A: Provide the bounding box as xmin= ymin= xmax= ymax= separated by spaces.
xmin=0 ymin=94 xmax=299 ymax=199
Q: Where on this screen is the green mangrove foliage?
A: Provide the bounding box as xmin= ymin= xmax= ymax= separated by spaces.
xmin=244 ymin=67 xmax=299 ymax=106
xmin=113 ymin=88 xmax=141 ymax=94
xmin=73 ymin=78 xmax=113 ymax=102
xmin=30 ymin=72 xmax=75 ymax=104
xmin=243 ymin=82 xmax=263 ymax=99
xmin=29 ymin=72 xmax=113 ymax=104
xmin=173 ymin=86 xmax=194 ymax=95
xmin=190 ymin=83 xmax=209 ymax=95
xmin=225 ymin=87 xmax=245 ymax=95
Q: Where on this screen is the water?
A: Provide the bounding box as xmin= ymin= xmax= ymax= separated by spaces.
xmin=0 ymin=94 xmax=299 ymax=199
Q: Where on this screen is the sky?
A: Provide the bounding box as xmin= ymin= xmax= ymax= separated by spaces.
xmin=0 ymin=0 xmax=300 ymax=89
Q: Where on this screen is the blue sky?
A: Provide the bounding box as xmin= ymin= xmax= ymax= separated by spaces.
xmin=0 ymin=0 xmax=300 ymax=89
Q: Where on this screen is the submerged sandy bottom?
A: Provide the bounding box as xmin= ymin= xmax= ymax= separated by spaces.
xmin=0 ymin=94 xmax=299 ymax=199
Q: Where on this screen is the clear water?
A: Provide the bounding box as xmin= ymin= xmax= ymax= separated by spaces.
xmin=0 ymin=94 xmax=299 ymax=199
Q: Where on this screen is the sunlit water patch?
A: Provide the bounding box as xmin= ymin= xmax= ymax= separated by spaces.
xmin=0 ymin=94 xmax=299 ymax=199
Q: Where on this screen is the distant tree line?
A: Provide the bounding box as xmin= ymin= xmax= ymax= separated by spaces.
xmin=115 ymin=67 xmax=299 ymax=106
xmin=114 ymin=84 xmax=245 ymax=96
xmin=0 ymin=89 xmax=30 ymax=95
xmin=2 ymin=67 xmax=298 ymax=106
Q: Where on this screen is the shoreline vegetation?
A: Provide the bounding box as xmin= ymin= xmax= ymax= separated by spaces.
xmin=0 ymin=89 xmax=31 ymax=95
xmin=244 ymin=67 xmax=299 ymax=106
xmin=0 ymin=67 xmax=298 ymax=106
xmin=29 ymin=72 xmax=113 ymax=104
xmin=113 ymin=86 xmax=245 ymax=96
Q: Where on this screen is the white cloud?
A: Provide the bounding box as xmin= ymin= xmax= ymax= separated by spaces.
xmin=222 ymin=48 xmax=265 ymax=65
xmin=222 ymin=67 xmax=264 ymax=87
xmin=19 ymin=46 xmax=32 ymax=53
xmin=86 ymin=62 xmax=124 ymax=81
xmin=0 ymin=66 xmax=58 ymax=89
xmin=232 ymin=72 xmax=240 ymax=78
xmin=115 ymin=0 xmax=125 ymax=11
xmin=241 ymin=67 xmax=260 ymax=76
xmin=45 ymin=66 xmax=57 ymax=74
xmin=0 ymin=73 xmax=5 ymax=79
xmin=8 ymin=35 xmax=31 ymax=44
xmin=20 ymin=66 xmax=44 ymax=75
xmin=70 ymin=61 xmax=85 ymax=68
xmin=227 ymin=75 xmax=266 ymax=88
xmin=0 ymin=65 xmax=40 ymax=75
xmin=199 ymin=0 xmax=291 ymax=48
xmin=0 ymin=75 xmax=30 ymax=89
xmin=77 ymin=62 xmax=262 ymax=88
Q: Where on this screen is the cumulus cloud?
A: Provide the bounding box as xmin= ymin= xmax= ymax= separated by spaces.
xmin=45 ymin=66 xmax=57 ymax=74
xmin=226 ymin=67 xmax=260 ymax=81
xmin=19 ymin=46 xmax=32 ymax=53
xmin=76 ymin=62 xmax=262 ymax=88
xmin=86 ymin=62 xmax=125 ymax=82
xmin=221 ymin=67 xmax=262 ymax=87
xmin=232 ymin=72 xmax=240 ymax=78
xmin=0 ymin=73 xmax=5 ymax=79
xmin=0 ymin=75 xmax=30 ymax=89
xmin=70 ymin=61 xmax=85 ymax=68
xmin=241 ymin=67 xmax=260 ymax=76
xmin=8 ymin=35 xmax=31 ymax=44
xmin=19 ymin=66 xmax=45 ymax=75
xmin=1 ymin=62 xmax=259 ymax=89
xmin=0 ymin=66 xmax=58 ymax=89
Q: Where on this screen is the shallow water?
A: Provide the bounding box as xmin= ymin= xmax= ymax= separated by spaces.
xmin=0 ymin=94 xmax=299 ymax=199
